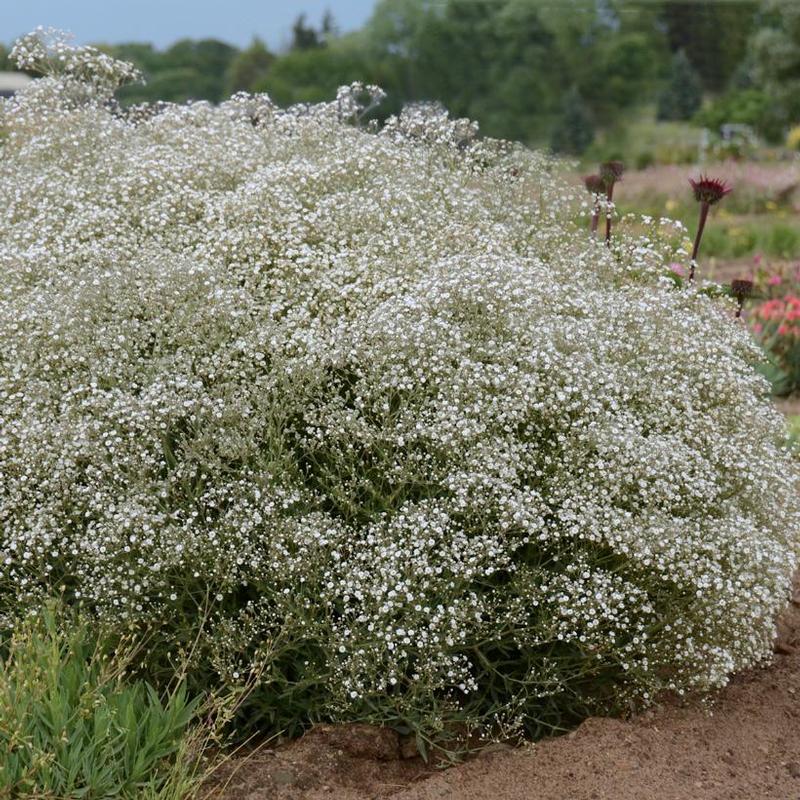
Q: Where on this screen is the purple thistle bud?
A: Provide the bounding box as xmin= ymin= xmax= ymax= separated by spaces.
xmin=599 ymin=161 xmax=625 ymax=188
xmin=689 ymin=175 xmax=733 ymax=206
xmin=731 ymin=278 xmax=753 ymax=318
xmin=731 ymin=279 xmax=753 ymax=300
xmin=688 ymin=175 xmax=732 ymax=281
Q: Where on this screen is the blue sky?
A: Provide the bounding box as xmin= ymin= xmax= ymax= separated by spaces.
xmin=3 ymin=0 xmax=378 ymax=50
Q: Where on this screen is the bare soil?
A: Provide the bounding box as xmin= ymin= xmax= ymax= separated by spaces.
xmin=776 ymin=397 xmax=800 ymax=419
xmin=207 ymin=579 xmax=800 ymax=800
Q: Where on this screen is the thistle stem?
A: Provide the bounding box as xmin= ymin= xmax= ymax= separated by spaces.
xmin=689 ymin=202 xmax=710 ymax=281
xmin=604 ymin=185 xmax=615 ymax=246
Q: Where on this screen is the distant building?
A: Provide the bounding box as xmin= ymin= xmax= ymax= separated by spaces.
xmin=0 ymin=72 xmax=32 ymax=98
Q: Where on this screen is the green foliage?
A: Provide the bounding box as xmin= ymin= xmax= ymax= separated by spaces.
xmin=592 ymin=32 xmax=663 ymax=116
xmin=657 ymin=50 xmax=703 ymax=121
xmin=291 ymin=13 xmax=324 ymax=51
xmin=0 ymin=606 xmax=204 ymax=799
xmin=111 ymin=38 xmax=238 ymax=104
xmin=254 ymin=42 xmax=375 ymax=108
xmin=358 ymin=0 xmax=563 ymax=142
xmin=702 ymin=220 xmax=800 ymax=261
xmin=586 ymin=115 xmax=701 ymax=168
xmin=747 ymin=0 xmax=800 ymax=138
xmin=697 ymin=88 xmax=782 ymax=142
xmin=784 ymin=414 xmax=800 ymax=448
xmin=225 ymin=38 xmax=274 ymax=95
xmin=354 ymin=0 xmax=698 ymax=143
xmin=550 ymin=86 xmax=594 ymax=155
xmin=290 ymin=11 xmax=337 ymax=51
xmin=657 ymin=1 xmax=758 ymax=92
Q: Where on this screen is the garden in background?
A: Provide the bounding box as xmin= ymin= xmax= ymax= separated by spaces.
xmin=582 ymin=157 xmax=800 ymax=405
xmin=2 ymin=2 xmax=800 ymax=799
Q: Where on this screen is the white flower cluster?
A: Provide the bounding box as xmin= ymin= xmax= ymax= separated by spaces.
xmin=0 ymin=36 xmax=798 ymax=735
xmin=11 ymin=28 xmax=140 ymax=93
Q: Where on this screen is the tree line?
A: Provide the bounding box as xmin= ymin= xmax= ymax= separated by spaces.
xmin=1 ymin=0 xmax=796 ymax=152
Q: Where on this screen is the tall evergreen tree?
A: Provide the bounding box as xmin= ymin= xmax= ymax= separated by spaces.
xmin=321 ymin=10 xmax=339 ymax=43
xmin=657 ymin=49 xmax=703 ymax=120
xmin=749 ymin=0 xmax=800 ymax=135
xmin=658 ymin=1 xmax=759 ymax=91
xmin=550 ymin=86 xmax=594 ymax=154
xmin=291 ymin=14 xmax=323 ymax=51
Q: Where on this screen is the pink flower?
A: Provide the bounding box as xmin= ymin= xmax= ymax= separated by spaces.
xmin=669 ymin=263 xmax=686 ymax=277
xmin=768 ymin=274 xmax=782 ymax=286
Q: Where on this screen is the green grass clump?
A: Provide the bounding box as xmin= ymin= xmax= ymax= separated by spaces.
xmin=786 ymin=415 xmax=800 ymax=447
xmin=0 ymin=606 xmax=205 ymax=799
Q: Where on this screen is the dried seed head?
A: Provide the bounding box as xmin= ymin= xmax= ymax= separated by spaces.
xmin=599 ymin=161 xmax=625 ymax=187
xmin=731 ymin=279 xmax=754 ymax=300
xmin=583 ymin=174 xmax=605 ymax=194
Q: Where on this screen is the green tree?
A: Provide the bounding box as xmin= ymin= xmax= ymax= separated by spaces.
xmin=362 ymin=0 xmax=672 ymax=144
xmin=535 ymin=0 xmax=668 ymax=125
xmin=749 ymin=0 xmax=800 ymax=136
xmin=159 ymin=39 xmax=238 ymax=101
xmin=109 ymin=38 xmax=239 ymax=105
xmin=101 ymin=42 xmax=160 ymax=75
xmin=657 ymin=50 xmax=702 ymax=121
xmin=226 ymin=38 xmax=274 ymax=94
xmin=696 ymin=88 xmax=778 ymax=140
xmin=291 ymin=14 xmax=324 ymax=50
xmin=255 ymin=40 xmax=373 ymax=107
xmin=550 ymin=86 xmax=594 ymax=154
xmin=363 ymin=0 xmax=561 ymax=142
xmin=321 ymin=9 xmax=339 ymax=43
xmin=657 ymin=1 xmax=759 ymax=91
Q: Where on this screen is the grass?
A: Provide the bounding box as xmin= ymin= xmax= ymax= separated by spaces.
xmin=0 ymin=605 xmax=216 ymax=800
xmin=698 ymin=216 xmax=800 ymax=261
xmin=788 ymin=415 xmax=800 ymax=442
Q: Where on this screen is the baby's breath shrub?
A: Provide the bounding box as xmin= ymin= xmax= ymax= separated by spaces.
xmin=1 ymin=31 xmax=799 ymax=748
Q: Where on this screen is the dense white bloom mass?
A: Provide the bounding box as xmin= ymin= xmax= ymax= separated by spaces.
xmin=1 ymin=31 xmax=798 ymax=736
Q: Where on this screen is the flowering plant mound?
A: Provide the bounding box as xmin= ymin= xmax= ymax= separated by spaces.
xmin=1 ymin=32 xmax=799 ymax=746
